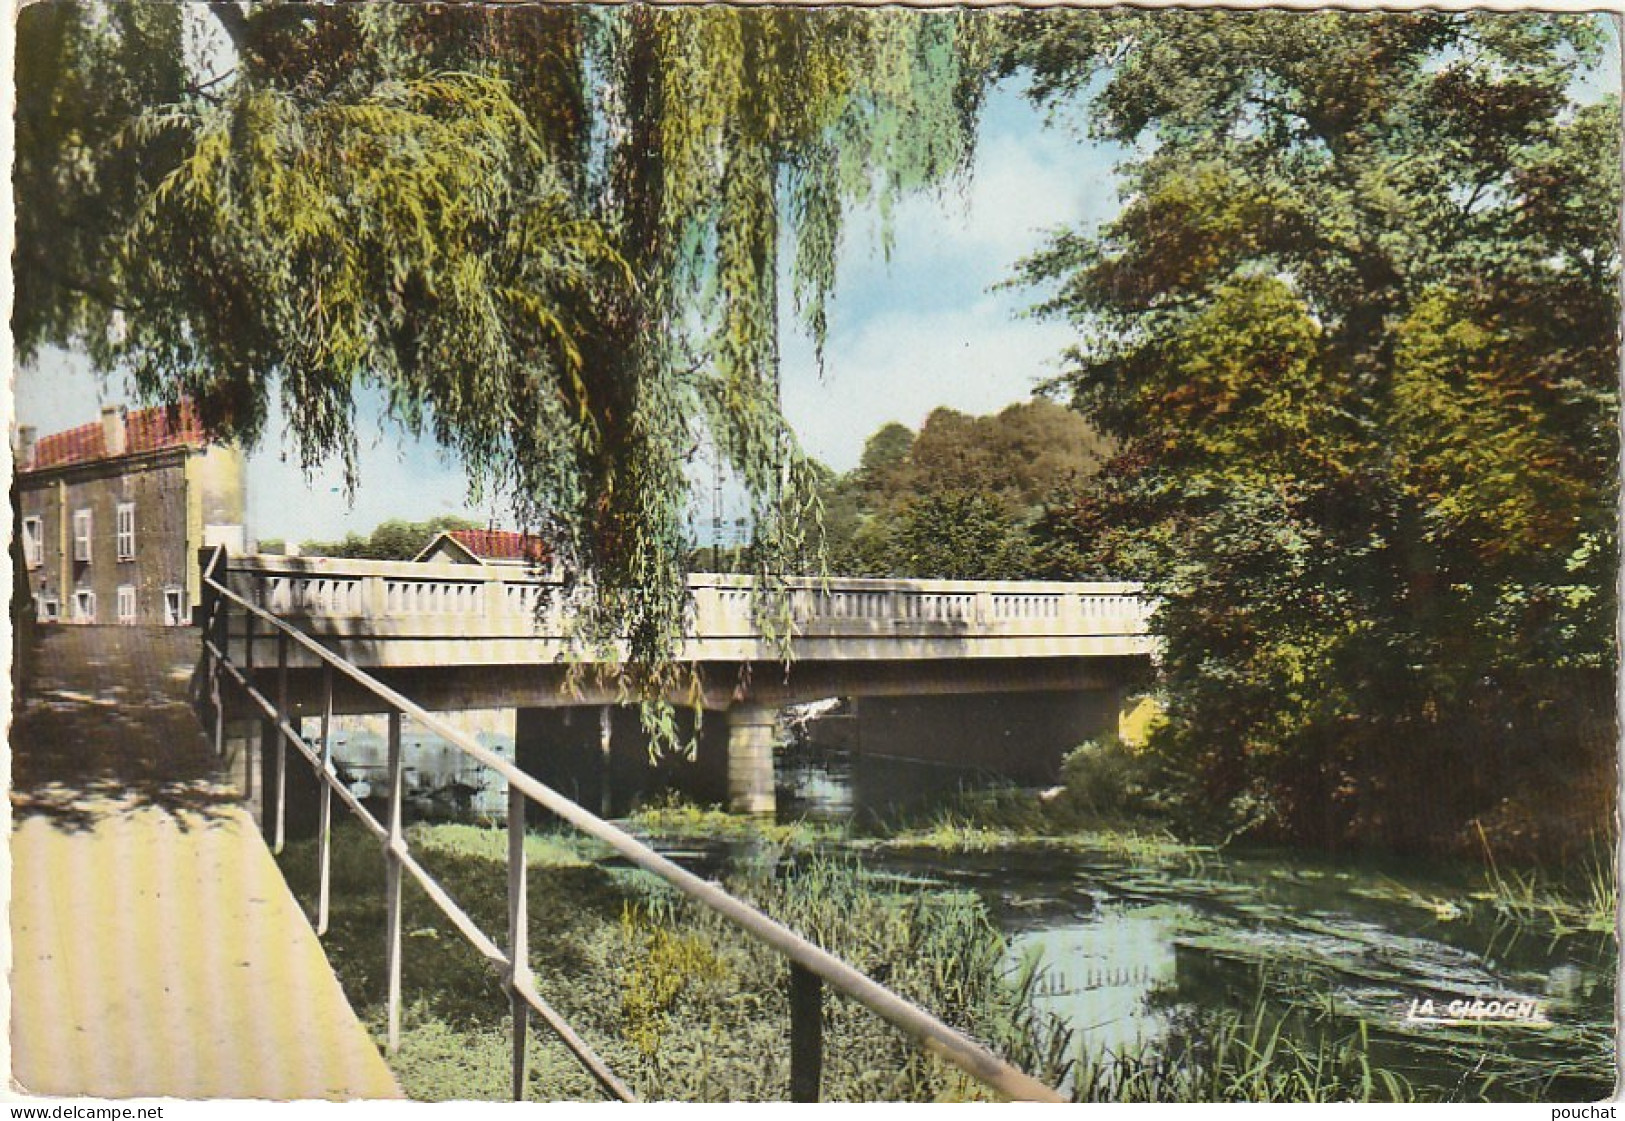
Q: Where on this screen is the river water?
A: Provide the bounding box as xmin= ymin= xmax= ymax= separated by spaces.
xmin=766 ymin=749 xmax=1618 ymax=1101
xmin=338 ymin=714 xmax=1615 ymax=1099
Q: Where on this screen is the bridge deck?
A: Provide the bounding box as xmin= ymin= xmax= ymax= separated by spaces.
xmin=220 ymin=557 xmax=1156 ymax=679
xmin=10 ymin=626 xmax=400 ymax=1100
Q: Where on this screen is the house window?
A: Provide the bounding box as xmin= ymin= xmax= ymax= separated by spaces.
xmin=163 ymin=587 xmax=186 ymax=627
xmin=72 ymin=589 xmax=96 ymax=623
xmin=116 ymin=503 xmax=136 ymax=561
xmin=38 ymin=597 xmax=59 ymax=623
xmin=117 ymin=585 xmax=137 ymax=624
xmin=72 ymin=509 xmax=93 ymax=563
xmin=21 ymin=516 xmax=42 ymax=569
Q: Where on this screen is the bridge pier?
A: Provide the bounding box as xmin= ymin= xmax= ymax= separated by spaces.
xmin=726 ymin=703 xmax=778 ymax=815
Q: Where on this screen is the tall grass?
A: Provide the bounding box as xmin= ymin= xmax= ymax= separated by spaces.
xmin=1070 ymin=1014 xmax=1413 ymax=1103
xmin=1475 ymin=825 xmax=1618 ymax=935
xmin=277 ymin=822 xmax=1069 ymax=1101
xmin=276 ymin=821 xmax=1537 ymax=1103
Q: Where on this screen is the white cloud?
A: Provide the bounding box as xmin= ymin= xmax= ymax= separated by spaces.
xmin=784 ymin=295 xmax=1077 ymax=471
xmin=891 ymin=129 xmax=1119 ymax=270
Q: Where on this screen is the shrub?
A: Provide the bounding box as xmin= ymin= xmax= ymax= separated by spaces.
xmin=1056 ymin=735 xmax=1160 ymax=823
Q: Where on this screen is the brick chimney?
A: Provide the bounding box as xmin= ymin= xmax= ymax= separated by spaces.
xmin=101 ymin=405 xmax=127 ymax=457
xmin=15 ymin=426 xmax=35 ymax=470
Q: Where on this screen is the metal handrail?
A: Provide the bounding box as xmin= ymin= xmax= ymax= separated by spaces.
xmin=198 ymin=548 xmax=1064 ymax=1104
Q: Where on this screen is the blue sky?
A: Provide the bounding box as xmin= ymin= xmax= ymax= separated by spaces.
xmin=14 ymin=20 xmax=1619 ymax=546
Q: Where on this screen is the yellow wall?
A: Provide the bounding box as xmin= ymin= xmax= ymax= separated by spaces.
xmin=184 ymin=445 xmax=248 ymax=614
xmin=1117 ymin=693 xmax=1165 ymax=748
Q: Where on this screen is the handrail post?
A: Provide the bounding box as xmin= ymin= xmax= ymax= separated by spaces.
xmin=507 ymin=783 xmax=530 ymax=1101
xmin=244 ymin=606 xmax=256 ymax=673
xmin=385 ymin=710 xmax=404 ymax=1053
xmin=273 ymin=630 xmax=288 ymax=855
xmin=789 ymin=964 xmax=823 ymax=1102
xmin=214 ymin=575 xmax=229 ymax=665
xmin=599 ymin=705 xmax=613 ymax=818
xmin=211 ymin=656 xmax=224 ymax=759
xmin=317 ymin=662 xmax=335 ymax=936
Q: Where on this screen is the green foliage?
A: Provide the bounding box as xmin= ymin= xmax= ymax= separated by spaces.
xmin=1056 ymin=736 xmax=1162 ymax=822
xmin=14 ymin=2 xmax=189 ymax=362
xmin=859 ymin=780 xmax=1205 ymax=861
xmin=301 ymin=515 xmax=481 ymax=561
xmin=17 ymin=4 xmax=994 ymax=743
xmin=617 ymin=909 xmax=730 ymax=1058
xmin=809 ymin=400 xmax=1110 ymax=578
xmin=409 ymin=820 xmax=604 ymax=869
xmin=1073 ymin=1011 xmax=1414 ymax=1103
xmin=625 ymin=792 xmax=835 ymax=847
xmin=1471 ymin=826 xmax=1619 ymax=937
xmin=1010 ymin=11 xmax=1620 ymax=854
xmin=858 ymin=422 xmax=916 ymax=484
xmin=279 ymin=820 xmax=1068 ymax=1101
xmin=862 ymin=490 xmax=1034 ymax=580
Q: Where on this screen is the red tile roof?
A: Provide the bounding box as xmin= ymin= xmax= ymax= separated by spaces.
xmin=27 ymin=401 xmax=210 ymax=471
xmin=447 ymin=528 xmax=550 ymax=564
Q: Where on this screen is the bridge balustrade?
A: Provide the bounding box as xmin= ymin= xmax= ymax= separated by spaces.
xmin=223 ymin=555 xmax=1152 ymax=663
xmin=197 ymin=547 xmax=1067 ymax=1104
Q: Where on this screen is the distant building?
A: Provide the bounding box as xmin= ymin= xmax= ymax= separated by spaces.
xmin=414 ymin=528 xmax=550 ymax=567
xmin=15 ymin=401 xmax=247 ymax=625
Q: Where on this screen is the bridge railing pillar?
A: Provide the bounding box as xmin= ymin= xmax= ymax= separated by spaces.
xmin=725 ymin=702 xmax=777 ymax=815
xmin=484 ymin=571 xmax=506 ymax=625
xmin=363 ymin=573 xmax=387 ymax=621
xmin=1060 ymin=590 xmax=1081 ymax=631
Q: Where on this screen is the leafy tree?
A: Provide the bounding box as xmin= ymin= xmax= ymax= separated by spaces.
xmin=855 ymin=422 xmax=916 ymax=500
xmin=14 ymin=3 xmax=190 ymax=359
xmin=300 ymin=516 xmax=482 ymax=562
xmin=16 ymin=3 xmax=993 ymax=723
xmin=1010 ymin=11 xmax=1619 ymax=854
xmin=902 ymin=400 xmax=1111 ymax=514
xmin=811 ymin=401 xmax=1107 ymax=578
xmin=871 ymin=491 xmax=1033 ymax=580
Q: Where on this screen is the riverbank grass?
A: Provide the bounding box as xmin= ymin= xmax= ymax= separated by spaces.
xmin=277 ymin=816 xmax=1600 ymax=1102
xmin=276 ymin=819 xmax=1072 ymax=1101
xmin=1472 ymin=826 xmax=1617 ymax=936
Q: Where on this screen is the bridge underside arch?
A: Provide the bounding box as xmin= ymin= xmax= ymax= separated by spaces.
xmin=228 ymin=654 xmax=1152 ymax=718
xmin=225 ymin=655 xmax=1154 ymax=815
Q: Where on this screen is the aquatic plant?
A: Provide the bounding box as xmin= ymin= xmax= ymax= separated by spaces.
xmin=1474 ymin=825 xmax=1619 ymax=936
xmin=277 ymin=819 xmax=1612 ymax=1102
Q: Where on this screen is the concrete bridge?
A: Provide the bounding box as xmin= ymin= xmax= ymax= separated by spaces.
xmin=211 ymin=553 xmax=1156 ymax=812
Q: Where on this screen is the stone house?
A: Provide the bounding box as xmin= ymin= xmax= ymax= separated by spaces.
xmin=16 ymin=401 xmax=247 ymax=625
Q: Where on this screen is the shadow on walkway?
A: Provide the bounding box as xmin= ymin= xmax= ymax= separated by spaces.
xmin=10 ymin=623 xmax=403 ymax=1099
xmin=10 ymin=624 xmax=237 ymax=832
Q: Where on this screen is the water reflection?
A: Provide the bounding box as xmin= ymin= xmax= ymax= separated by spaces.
xmin=774 ymin=749 xmax=1617 ymax=1100
xmin=777 ymin=744 xmax=1014 ymax=824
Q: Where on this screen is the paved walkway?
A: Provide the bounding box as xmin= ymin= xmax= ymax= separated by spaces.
xmin=10 ymin=626 xmax=401 ymax=1100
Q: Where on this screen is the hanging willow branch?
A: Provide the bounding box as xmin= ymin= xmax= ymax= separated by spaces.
xmin=45 ymin=4 xmax=994 ymax=752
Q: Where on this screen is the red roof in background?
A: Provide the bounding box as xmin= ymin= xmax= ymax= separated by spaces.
xmin=448 ymin=528 xmax=550 ymax=564
xmin=27 ymin=401 xmax=210 ymax=471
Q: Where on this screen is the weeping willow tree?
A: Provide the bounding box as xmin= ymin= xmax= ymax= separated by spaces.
xmin=17 ymin=2 xmax=993 ymax=734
